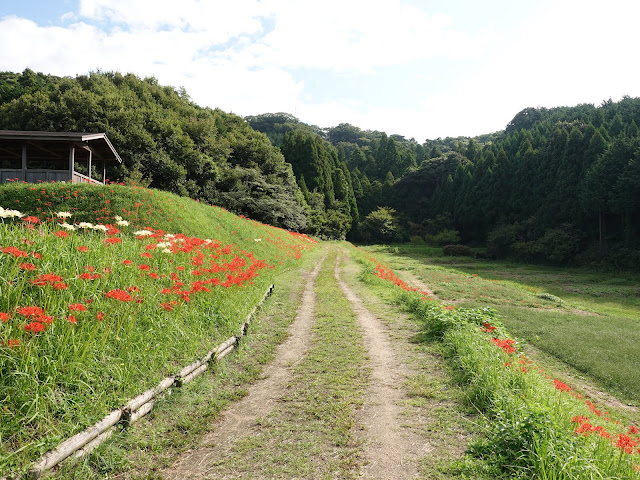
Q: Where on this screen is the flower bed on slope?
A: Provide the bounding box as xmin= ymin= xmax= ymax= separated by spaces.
xmin=0 ymin=183 xmax=317 ymax=475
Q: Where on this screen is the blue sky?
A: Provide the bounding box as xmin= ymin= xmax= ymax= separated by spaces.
xmin=1 ymin=0 xmax=639 ymax=141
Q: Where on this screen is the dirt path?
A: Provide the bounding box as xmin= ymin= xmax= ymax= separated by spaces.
xmin=159 ymin=247 xmax=466 ymax=479
xmin=334 ymin=255 xmax=429 ymax=479
xmin=161 ymin=256 xmax=325 ymax=480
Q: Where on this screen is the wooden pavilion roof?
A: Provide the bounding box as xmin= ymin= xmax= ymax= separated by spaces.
xmin=0 ymin=130 xmax=122 ymax=163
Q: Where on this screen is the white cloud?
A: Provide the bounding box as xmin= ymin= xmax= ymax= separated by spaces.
xmin=2 ymin=0 xmax=640 ymax=141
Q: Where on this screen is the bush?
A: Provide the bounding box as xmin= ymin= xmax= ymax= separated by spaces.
xmin=426 ymin=228 xmax=461 ymax=245
xmin=409 ymin=235 xmax=425 ymax=244
xmin=443 ymin=244 xmax=472 ymax=256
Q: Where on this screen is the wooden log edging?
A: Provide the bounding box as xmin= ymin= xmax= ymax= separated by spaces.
xmin=26 ymin=284 xmax=274 ymax=480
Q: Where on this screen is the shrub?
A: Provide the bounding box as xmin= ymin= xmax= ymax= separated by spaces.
xmin=442 ymin=244 xmax=472 ymax=257
xmin=426 ymin=228 xmax=461 ymax=246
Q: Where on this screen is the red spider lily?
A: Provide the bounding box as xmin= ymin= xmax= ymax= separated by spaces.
xmin=67 ymin=315 xmax=77 ymax=324
xmin=586 ymin=400 xmax=602 ymax=417
xmin=140 ymin=252 xmax=152 ymax=258
xmin=19 ymin=262 xmax=37 ymax=270
xmin=104 ymin=237 xmax=122 ymax=245
xmin=16 ymin=306 xmax=44 ymax=317
xmin=30 ymin=273 xmax=65 ymax=287
xmin=160 ymin=301 xmax=178 ymax=311
xmin=138 ymin=264 xmax=150 ymax=271
xmin=22 ymin=216 xmax=40 ymax=224
xmin=105 ymin=289 xmax=133 ymax=302
xmin=616 ymin=434 xmax=638 ymax=454
xmin=443 ymin=305 xmax=456 ymax=311
xmin=553 ymin=379 xmax=573 ymax=392
xmin=0 ymin=312 xmax=10 ymax=322
xmin=96 ymin=312 xmax=105 ymax=321
xmin=77 ymin=246 xmax=89 ymax=252
xmin=629 ymin=425 xmax=639 ymax=435
xmin=77 ymin=272 xmax=102 ymax=280
xmin=122 ymin=259 xmax=133 ymax=265
xmin=54 ymin=231 xmax=69 ymax=238
xmin=127 ymin=286 xmax=140 ymax=292
xmin=5 ymin=339 xmax=20 ymax=348
xmin=23 ymin=321 xmax=46 ymax=333
xmin=68 ymin=303 xmax=87 ymax=312
xmin=2 ymin=246 xmax=28 ymax=257
xmin=480 ymin=322 xmax=497 ymax=333
xmin=104 ymin=224 xmax=120 ymax=235
xmin=490 ymin=337 xmax=517 ymax=354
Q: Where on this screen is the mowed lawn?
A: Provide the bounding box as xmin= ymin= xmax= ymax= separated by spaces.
xmin=365 ymin=244 xmax=640 ymax=404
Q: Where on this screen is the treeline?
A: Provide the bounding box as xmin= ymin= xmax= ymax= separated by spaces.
xmin=0 ymin=69 xmax=308 ymax=231
xmin=249 ymin=101 xmax=640 ymax=266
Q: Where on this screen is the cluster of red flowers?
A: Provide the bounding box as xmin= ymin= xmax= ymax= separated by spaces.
xmin=14 ymin=306 xmax=54 ymax=334
xmin=480 ymin=322 xmax=497 ymax=333
xmin=489 ymin=337 xmax=517 ymax=354
xmin=30 ymin=273 xmax=68 ymax=290
xmin=572 ymin=416 xmax=640 ymax=454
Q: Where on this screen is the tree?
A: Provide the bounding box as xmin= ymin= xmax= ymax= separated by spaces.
xmin=359 ymin=207 xmax=401 ymax=243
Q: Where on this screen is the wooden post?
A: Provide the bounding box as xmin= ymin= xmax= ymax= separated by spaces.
xmin=102 ymin=157 xmax=106 ymax=184
xmin=68 ymin=143 xmax=75 ymax=182
xmin=88 ymin=148 xmax=92 ymax=182
xmin=21 ymin=142 xmax=27 ymax=181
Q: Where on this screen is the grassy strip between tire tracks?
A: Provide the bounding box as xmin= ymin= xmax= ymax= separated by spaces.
xmin=202 ymin=246 xmax=370 ymax=479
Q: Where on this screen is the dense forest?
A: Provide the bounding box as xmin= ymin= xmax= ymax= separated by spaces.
xmin=248 ymin=103 xmax=640 ymax=267
xmin=1 ymin=69 xmax=639 ymax=266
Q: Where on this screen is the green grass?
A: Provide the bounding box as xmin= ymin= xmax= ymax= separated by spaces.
xmin=0 ymin=183 xmax=317 ymax=476
xmin=364 ymin=244 xmax=640 ymax=405
xmin=47 ymin=244 xmax=325 ymax=479
xmin=353 ymin=245 xmax=640 ymax=478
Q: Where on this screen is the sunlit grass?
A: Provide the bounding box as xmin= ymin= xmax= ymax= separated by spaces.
xmin=353 ymin=245 xmax=640 ymax=479
xmin=0 ymin=182 xmax=317 ymax=476
xmin=363 ymin=243 xmax=640 ymax=404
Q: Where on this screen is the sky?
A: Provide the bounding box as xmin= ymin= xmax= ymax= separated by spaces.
xmin=1 ymin=0 xmax=639 ymax=142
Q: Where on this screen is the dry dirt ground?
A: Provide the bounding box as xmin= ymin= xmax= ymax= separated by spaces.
xmin=160 ymin=246 xmax=468 ymax=479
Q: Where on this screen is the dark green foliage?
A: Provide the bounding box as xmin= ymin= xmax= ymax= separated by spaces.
xmin=0 ymin=70 xmax=308 ymax=231
xmin=442 ymin=244 xmax=472 ymax=257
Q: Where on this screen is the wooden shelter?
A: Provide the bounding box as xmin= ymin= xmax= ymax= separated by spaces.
xmin=0 ymin=130 xmax=122 ymax=185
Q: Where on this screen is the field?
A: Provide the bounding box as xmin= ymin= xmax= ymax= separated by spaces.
xmin=2 ymin=182 xmax=640 ymax=479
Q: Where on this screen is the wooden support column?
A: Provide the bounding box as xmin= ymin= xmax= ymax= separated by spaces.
xmin=69 ymin=143 xmax=75 ymax=182
xmin=102 ymin=158 xmax=106 ymax=184
xmin=88 ymin=148 xmax=92 ymax=182
xmin=21 ymin=142 xmax=27 ymax=181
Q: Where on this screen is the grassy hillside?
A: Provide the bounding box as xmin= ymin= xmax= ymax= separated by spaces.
xmin=0 ymin=181 xmax=317 ymax=475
